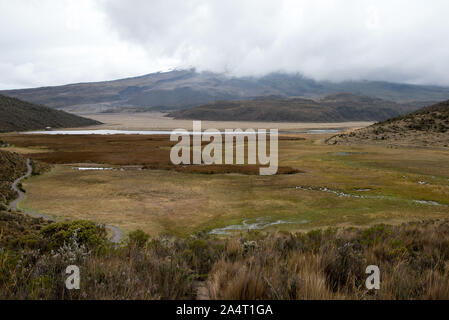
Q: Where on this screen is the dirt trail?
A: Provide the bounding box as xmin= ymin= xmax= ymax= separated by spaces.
xmin=105 ymin=225 xmax=123 ymax=244
xmin=193 ymin=281 xmax=211 ymax=300
xmin=9 ymin=159 xmax=123 ymax=244
xmin=10 ymin=159 xmax=50 ymax=219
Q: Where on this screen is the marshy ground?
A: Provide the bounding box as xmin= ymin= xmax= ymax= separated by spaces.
xmin=1 ymin=130 xmax=448 ymax=238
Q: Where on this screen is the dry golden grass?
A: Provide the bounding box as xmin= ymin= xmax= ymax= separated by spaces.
xmin=204 ymin=220 xmax=449 ymax=300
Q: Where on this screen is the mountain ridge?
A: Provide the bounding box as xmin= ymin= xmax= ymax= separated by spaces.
xmin=2 ymin=69 xmax=449 ymax=113
xmin=168 ymin=93 xmax=428 ymax=122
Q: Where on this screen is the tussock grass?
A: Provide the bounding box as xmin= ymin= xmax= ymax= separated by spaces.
xmin=2 ymin=215 xmax=449 ymax=300
xmin=205 ymin=220 xmax=449 ymax=300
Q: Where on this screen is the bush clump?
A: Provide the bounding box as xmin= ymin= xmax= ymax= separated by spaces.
xmin=128 ymin=229 xmax=150 ymax=247
xmin=40 ymin=220 xmax=107 ymax=250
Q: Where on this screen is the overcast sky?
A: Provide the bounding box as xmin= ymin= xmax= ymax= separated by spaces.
xmin=1 ymin=0 xmax=449 ymax=89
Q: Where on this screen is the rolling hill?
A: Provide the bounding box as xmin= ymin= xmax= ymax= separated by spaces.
xmin=168 ymin=93 xmax=426 ymax=122
xmin=1 ymin=69 xmax=449 ymax=113
xmin=0 ymin=94 xmax=101 ymax=133
xmin=327 ymin=100 xmax=449 ymax=147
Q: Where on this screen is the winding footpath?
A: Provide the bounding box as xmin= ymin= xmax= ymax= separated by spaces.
xmin=10 ymin=159 xmax=49 ymax=218
xmin=105 ymin=225 xmax=123 ymax=244
xmin=9 ymin=159 xmax=123 ymax=244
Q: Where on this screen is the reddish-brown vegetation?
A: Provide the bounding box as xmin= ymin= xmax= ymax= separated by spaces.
xmin=0 ymin=134 xmax=299 ymax=175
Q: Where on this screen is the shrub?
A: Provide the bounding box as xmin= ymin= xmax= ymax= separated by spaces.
xmin=40 ymin=220 xmax=106 ymax=250
xmin=128 ymin=229 xmax=150 ymax=247
xmin=323 ymin=242 xmax=365 ymax=292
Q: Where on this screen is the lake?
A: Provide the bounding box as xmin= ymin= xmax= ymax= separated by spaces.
xmin=24 ymin=129 xmax=341 ymax=135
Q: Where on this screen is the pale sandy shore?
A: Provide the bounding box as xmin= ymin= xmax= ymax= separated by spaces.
xmin=75 ymin=112 xmax=374 ymax=131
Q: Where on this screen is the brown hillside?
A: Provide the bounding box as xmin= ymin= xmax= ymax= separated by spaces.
xmin=327 ymin=100 xmax=449 ymax=147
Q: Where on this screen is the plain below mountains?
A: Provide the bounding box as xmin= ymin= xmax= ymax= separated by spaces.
xmin=327 ymin=99 xmax=449 ymax=147
xmin=0 ymin=94 xmax=101 ymax=133
xmin=168 ymin=93 xmax=427 ymax=122
xmin=1 ymin=69 xmax=449 ymax=113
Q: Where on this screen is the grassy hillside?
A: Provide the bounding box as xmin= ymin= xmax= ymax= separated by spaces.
xmin=169 ymin=93 xmax=422 ymax=122
xmin=0 ymin=94 xmax=101 ymax=133
xmin=328 ymin=100 xmax=449 ymax=147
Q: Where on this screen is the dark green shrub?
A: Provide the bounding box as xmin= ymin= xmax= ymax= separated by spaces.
xmin=360 ymin=224 xmax=392 ymax=246
xmin=128 ymin=229 xmax=150 ymax=247
xmin=40 ymin=220 xmax=106 ymax=250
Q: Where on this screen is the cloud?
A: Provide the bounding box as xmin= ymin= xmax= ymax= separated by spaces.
xmin=1 ymin=0 xmax=449 ymax=89
xmin=0 ymin=0 xmax=172 ymax=89
xmin=101 ymin=0 xmax=449 ymax=85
